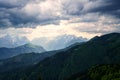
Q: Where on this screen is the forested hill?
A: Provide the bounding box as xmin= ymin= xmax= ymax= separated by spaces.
xmin=0 ymin=33 xmax=120 ymax=80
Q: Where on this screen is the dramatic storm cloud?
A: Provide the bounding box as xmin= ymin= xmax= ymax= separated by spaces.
xmin=0 ymin=0 xmax=120 ymax=50
xmin=0 ymin=0 xmax=120 ymax=28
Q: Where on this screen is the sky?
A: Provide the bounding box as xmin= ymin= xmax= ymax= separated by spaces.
xmin=0 ymin=0 xmax=120 ymax=41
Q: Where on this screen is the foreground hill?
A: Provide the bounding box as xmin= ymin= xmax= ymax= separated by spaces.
xmin=30 ymin=33 xmax=120 ymax=80
xmin=66 ymin=64 xmax=120 ymax=80
xmin=0 ymin=33 xmax=120 ymax=80
xmin=0 ymin=43 xmax=46 ymax=59
xmin=0 ymin=50 xmax=58 ymax=73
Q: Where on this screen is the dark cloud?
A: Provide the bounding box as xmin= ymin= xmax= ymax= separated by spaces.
xmin=0 ymin=0 xmax=61 ymax=28
xmin=62 ymin=0 xmax=84 ymax=15
xmin=0 ymin=3 xmax=19 ymax=8
xmin=88 ymin=0 xmax=120 ymax=17
xmin=0 ymin=0 xmax=28 ymax=9
xmin=62 ymin=0 xmax=120 ymax=17
xmin=0 ymin=0 xmax=119 ymax=28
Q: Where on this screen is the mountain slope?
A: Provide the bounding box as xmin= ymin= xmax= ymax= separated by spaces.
xmin=47 ymin=35 xmax=87 ymax=50
xmin=0 ymin=43 xmax=46 ymax=59
xmin=30 ymin=33 xmax=120 ymax=80
xmin=0 ymin=33 xmax=120 ymax=80
xmin=66 ymin=64 xmax=120 ymax=80
xmin=0 ymin=53 xmax=41 ymax=72
xmin=0 ymin=49 xmax=61 ymax=73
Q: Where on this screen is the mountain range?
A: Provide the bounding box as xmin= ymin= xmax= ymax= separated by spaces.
xmin=0 ymin=34 xmax=87 ymax=51
xmin=0 ymin=33 xmax=120 ymax=80
xmin=32 ymin=34 xmax=87 ymax=50
xmin=0 ymin=35 xmax=29 ymax=48
xmin=0 ymin=43 xmax=46 ymax=59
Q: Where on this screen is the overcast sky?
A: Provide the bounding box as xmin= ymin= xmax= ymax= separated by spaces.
xmin=0 ymin=0 xmax=120 ymax=40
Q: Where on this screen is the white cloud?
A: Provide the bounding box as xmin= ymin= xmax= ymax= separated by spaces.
xmin=0 ymin=12 xmax=119 ymax=41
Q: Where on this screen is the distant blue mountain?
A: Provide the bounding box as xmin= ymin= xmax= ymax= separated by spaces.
xmin=47 ymin=35 xmax=87 ymax=50
xmin=32 ymin=35 xmax=87 ymax=50
xmin=0 ymin=35 xmax=29 ymax=48
xmin=0 ymin=43 xmax=46 ymax=59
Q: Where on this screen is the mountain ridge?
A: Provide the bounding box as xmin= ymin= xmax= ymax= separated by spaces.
xmin=0 ymin=35 xmax=29 ymax=48
xmin=0 ymin=43 xmax=46 ymax=59
xmin=31 ymin=32 xmax=120 ymax=80
xmin=0 ymin=33 xmax=120 ymax=80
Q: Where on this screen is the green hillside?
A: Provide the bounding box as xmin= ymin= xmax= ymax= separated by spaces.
xmin=33 ymin=33 xmax=120 ymax=80
xmin=66 ymin=64 xmax=120 ymax=80
xmin=0 ymin=33 xmax=120 ymax=80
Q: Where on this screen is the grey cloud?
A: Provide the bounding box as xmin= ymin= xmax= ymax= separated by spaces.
xmin=62 ymin=0 xmax=120 ymax=17
xmin=0 ymin=0 xmax=61 ymax=28
xmin=0 ymin=0 xmax=119 ymax=28
xmin=62 ymin=0 xmax=84 ymax=15
xmin=88 ymin=0 xmax=120 ymax=17
xmin=0 ymin=28 xmax=32 ymax=36
xmin=0 ymin=0 xmax=28 ymax=8
xmin=74 ymin=15 xmax=120 ymax=34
